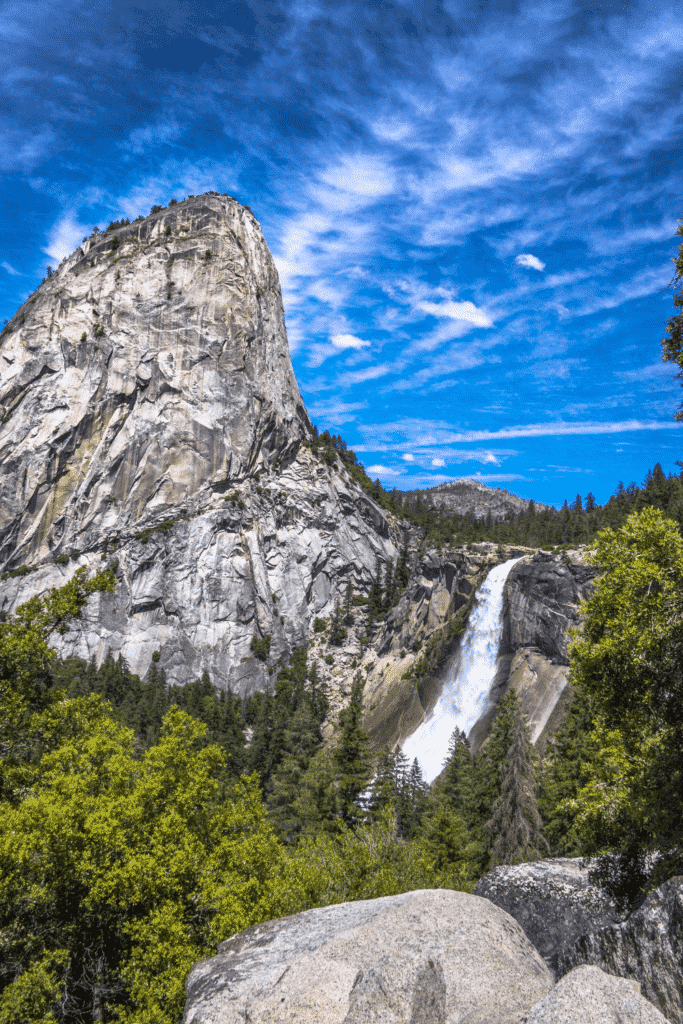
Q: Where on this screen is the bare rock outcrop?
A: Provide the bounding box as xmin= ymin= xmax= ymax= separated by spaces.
xmin=473 ymin=859 xmax=625 ymax=976
xmin=560 ymin=876 xmax=683 ymax=1024
xmin=182 ymin=888 xmax=554 ymax=1024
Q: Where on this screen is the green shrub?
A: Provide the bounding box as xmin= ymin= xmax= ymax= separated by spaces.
xmin=324 ymin=654 xmax=334 ymax=665
xmin=134 ymin=518 xmax=176 ymax=543
xmin=0 ymin=564 xmax=37 ymax=581
xmin=152 ymin=650 xmax=160 ymax=663
xmin=250 ymin=634 xmax=271 ymax=663
xmin=313 ymin=618 xmax=327 ymax=633
xmin=55 ymin=554 xmax=69 ymax=566
xmin=150 ymin=204 xmax=163 ymax=214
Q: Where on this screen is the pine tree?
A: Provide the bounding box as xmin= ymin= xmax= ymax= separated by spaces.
xmin=399 ymin=757 xmax=428 ymax=839
xmin=383 ymin=561 xmax=395 ymax=611
xmin=483 ymin=694 xmax=547 ymax=867
xmin=343 ymin=578 xmax=354 ymax=625
xmin=329 ymin=597 xmax=348 ymax=646
xmin=367 ymin=562 xmax=384 ymax=628
xmin=441 ymin=728 xmax=476 ymax=828
xmin=335 ymin=672 xmax=373 ymax=826
xmin=267 ymin=698 xmax=321 ymax=841
xmin=538 ymin=687 xmax=600 ymax=855
xmin=396 ymin=534 xmax=410 ymax=588
xmin=366 ymin=750 xmax=399 ymax=824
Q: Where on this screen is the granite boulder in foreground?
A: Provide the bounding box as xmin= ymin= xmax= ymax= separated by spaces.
xmin=473 ymin=858 xmax=625 ymax=975
xmin=560 ymin=875 xmax=683 ymax=1024
xmin=518 ymin=964 xmax=671 ymax=1024
xmin=182 ymin=888 xmax=554 ymax=1023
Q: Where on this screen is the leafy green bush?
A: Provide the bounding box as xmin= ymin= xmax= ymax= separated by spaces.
xmin=250 ymin=634 xmax=271 ymax=662
xmin=55 ymin=554 xmax=69 ymax=566
xmin=134 ymin=518 xmax=177 ymax=543
xmin=313 ymin=618 xmax=327 ymax=633
xmin=0 ymin=564 xmax=37 ymax=581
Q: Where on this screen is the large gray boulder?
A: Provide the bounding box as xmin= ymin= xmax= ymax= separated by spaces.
xmin=519 ymin=965 xmax=672 ymax=1024
xmin=182 ymin=888 xmax=554 ymax=1023
xmin=473 ymin=858 xmax=625 ymax=975
xmin=560 ymin=876 xmax=683 ymax=1024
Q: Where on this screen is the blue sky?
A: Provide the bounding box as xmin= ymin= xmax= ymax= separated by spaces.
xmin=1 ymin=0 xmax=682 ymax=507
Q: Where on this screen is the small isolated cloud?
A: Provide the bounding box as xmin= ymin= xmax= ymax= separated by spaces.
xmin=331 ymin=333 xmax=370 ymax=350
xmin=1 ymin=261 xmax=19 ymax=276
xmin=432 ymin=457 xmax=446 ymax=467
xmin=515 ymin=253 xmax=546 ymax=271
xmin=44 ymin=212 xmax=91 ymax=262
xmin=402 ymin=453 xmax=415 ymax=462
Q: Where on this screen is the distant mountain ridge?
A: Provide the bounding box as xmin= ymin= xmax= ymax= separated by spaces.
xmin=402 ymin=478 xmax=547 ymax=521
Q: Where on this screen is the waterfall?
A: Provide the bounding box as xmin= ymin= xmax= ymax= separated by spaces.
xmin=401 ymin=557 xmax=522 ymax=784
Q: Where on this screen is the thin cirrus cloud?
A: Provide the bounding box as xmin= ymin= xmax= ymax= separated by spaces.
xmin=0 ymin=0 xmax=681 ymax=505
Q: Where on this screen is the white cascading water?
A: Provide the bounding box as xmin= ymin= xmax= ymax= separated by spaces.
xmin=401 ymin=557 xmax=522 ymax=784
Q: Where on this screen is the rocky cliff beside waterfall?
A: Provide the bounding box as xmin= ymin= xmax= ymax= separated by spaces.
xmin=0 ymin=192 xmax=590 ymax=744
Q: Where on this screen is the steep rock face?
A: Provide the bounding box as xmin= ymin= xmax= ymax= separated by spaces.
xmin=182 ymin=889 xmax=554 ymax=1024
xmin=503 ymin=552 xmax=596 ymax=664
xmin=0 ymin=196 xmax=398 ymax=692
xmin=560 ymin=876 xmax=683 ymax=1024
xmin=0 ymin=195 xmax=307 ymax=565
xmin=474 ymin=859 xmax=625 ymax=976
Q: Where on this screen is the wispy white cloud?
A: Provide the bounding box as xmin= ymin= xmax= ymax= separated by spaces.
xmin=358 ymin=416 xmax=683 ymax=448
xmin=1 ymin=262 xmax=19 ymax=276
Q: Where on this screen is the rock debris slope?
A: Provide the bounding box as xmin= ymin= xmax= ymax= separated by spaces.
xmin=0 ymin=195 xmax=397 ymax=691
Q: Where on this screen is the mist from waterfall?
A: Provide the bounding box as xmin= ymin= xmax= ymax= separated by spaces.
xmin=401 ymin=557 xmax=522 ymax=784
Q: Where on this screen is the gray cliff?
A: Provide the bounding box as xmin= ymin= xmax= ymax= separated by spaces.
xmin=0 ymin=195 xmax=398 ymax=693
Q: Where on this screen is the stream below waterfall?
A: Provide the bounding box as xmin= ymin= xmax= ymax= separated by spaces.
xmin=400 ymin=557 xmax=522 ymax=784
